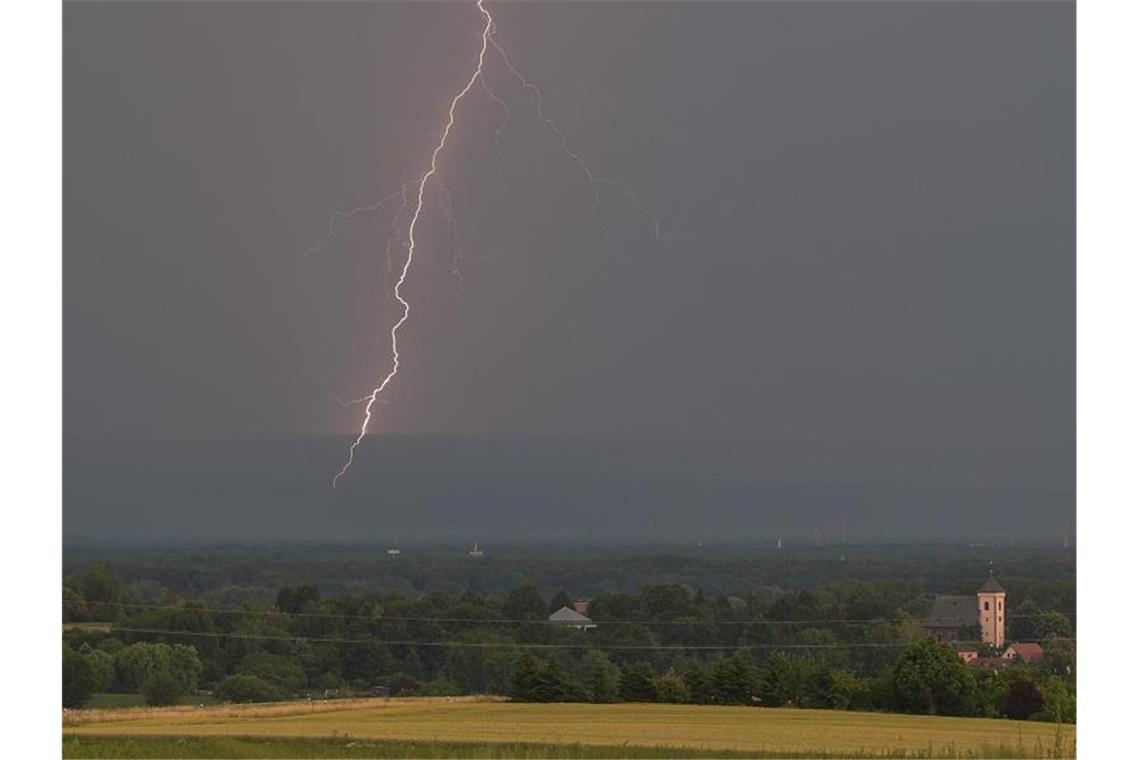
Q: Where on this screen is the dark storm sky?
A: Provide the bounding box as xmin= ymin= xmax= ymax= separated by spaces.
xmin=63 ymin=1 xmax=1075 ymax=540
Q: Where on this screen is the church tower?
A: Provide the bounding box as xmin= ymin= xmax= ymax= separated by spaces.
xmin=976 ymin=573 xmax=1007 ymax=648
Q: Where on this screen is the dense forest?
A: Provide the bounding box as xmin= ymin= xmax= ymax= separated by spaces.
xmin=62 ymin=543 xmax=1075 ymax=723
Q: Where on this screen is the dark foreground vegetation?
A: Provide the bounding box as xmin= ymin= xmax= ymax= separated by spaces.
xmin=62 ymin=736 xmax=763 ymax=759
xmin=60 ymin=735 xmax=1072 ymax=760
xmin=62 ymin=543 xmax=1074 ymax=723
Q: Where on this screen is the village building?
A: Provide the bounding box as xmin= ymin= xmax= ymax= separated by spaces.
xmin=970 ymin=656 xmax=1014 ymax=673
xmin=1002 ymin=641 xmax=1044 ymax=664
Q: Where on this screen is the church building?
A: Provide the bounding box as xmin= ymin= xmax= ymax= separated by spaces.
xmin=922 ymin=574 xmax=1007 ymax=648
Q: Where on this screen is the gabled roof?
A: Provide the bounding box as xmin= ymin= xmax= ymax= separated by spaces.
xmin=978 ymin=575 xmax=1006 ymax=593
xmin=1004 ymin=642 xmax=1044 ymax=662
xmin=924 ymin=596 xmax=977 ymax=629
xmin=548 ymin=606 xmax=592 ymax=623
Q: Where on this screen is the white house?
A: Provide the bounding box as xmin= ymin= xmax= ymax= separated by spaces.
xmin=548 ymin=606 xmax=596 ymax=630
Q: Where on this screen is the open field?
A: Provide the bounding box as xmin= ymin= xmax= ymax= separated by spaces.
xmin=64 ymin=697 xmax=1075 ymax=758
xmin=84 ymin=692 xmax=220 ymax=710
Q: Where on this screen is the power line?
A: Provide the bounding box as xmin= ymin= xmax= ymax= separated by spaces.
xmin=105 ymin=626 xmax=1079 ymax=652
xmin=67 ymin=600 xmax=1076 ymax=627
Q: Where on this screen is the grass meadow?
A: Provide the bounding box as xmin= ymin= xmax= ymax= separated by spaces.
xmin=63 ymin=697 xmax=1075 ymax=759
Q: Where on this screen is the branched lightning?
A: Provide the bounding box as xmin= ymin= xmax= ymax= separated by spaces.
xmin=331 ymin=0 xmax=496 ymax=487
xmin=478 ymin=74 xmax=510 ymax=174
xmin=487 ymin=35 xmax=674 ymax=242
xmin=319 ymin=0 xmax=671 ymax=486
xmin=301 ymin=184 xmax=410 ymax=267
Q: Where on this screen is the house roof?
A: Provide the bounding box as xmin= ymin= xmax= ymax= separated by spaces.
xmin=978 ymin=576 xmax=1006 ymax=593
xmin=924 ymin=596 xmax=977 ymax=629
xmin=548 ymin=606 xmax=592 ymax=623
xmin=1005 ymin=642 xmax=1045 ymax=662
xmin=970 ymin=657 xmax=1013 ymax=670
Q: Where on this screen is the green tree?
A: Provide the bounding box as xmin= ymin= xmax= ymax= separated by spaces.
xmin=1002 ymin=677 xmax=1044 ymax=720
xmin=757 ymin=652 xmax=816 ymax=707
xmin=214 ymin=674 xmax=284 ymax=703
xmin=275 ymin=584 xmax=321 ymax=614
xmin=63 ymin=585 xmax=88 ymax=623
xmin=712 ymin=652 xmax=755 ymax=705
xmin=655 ymin=669 xmax=690 ymax=703
xmin=85 ymin=649 xmax=114 ymax=693
xmin=641 ymin=584 xmax=695 ymax=619
xmin=169 ymin=644 xmax=203 ymax=692
xmin=1039 ymin=675 xmax=1076 ymax=723
xmin=79 ymin=564 xmax=124 ymax=609
xmin=504 ymin=585 xmax=548 ymax=620
xmin=1042 ymin=635 xmax=1076 ymax=680
xmin=822 ymin=669 xmax=873 ymax=711
xmin=619 ymin=662 xmax=658 ymax=702
xmin=584 ymin=650 xmax=620 ymax=703
xmin=1010 ymin=601 xmax=1073 ymax=640
xmin=62 ymin=645 xmax=99 ymax=709
xmin=889 ymin=639 xmax=976 ymax=716
xmin=548 ymin=590 xmax=573 ymax=614
xmin=508 ymin=652 xmax=542 ymax=701
xmin=682 ymin=663 xmax=713 ymax=704
xmin=112 ymin=642 xmax=201 ymax=694
xmin=237 ymin=651 xmax=305 ymax=692
xmin=531 ymin=659 xmax=570 ymax=702
xmin=141 ymin=669 xmax=184 ymax=706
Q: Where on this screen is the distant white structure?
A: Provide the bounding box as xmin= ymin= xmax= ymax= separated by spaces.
xmin=387 ymin=548 xmax=401 ymax=557
xmin=468 ymin=542 xmax=484 ymax=559
xmin=777 ymin=537 xmax=782 ymax=549
xmin=548 ymin=606 xmax=596 ymax=630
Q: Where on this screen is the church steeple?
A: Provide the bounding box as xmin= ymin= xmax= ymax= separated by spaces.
xmin=976 ymin=569 xmax=1007 ymax=648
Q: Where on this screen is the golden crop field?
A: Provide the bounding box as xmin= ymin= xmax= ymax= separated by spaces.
xmin=64 ymin=697 xmax=1075 ymax=758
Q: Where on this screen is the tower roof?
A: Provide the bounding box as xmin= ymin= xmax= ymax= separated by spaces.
xmin=978 ymin=575 xmax=1006 ymax=593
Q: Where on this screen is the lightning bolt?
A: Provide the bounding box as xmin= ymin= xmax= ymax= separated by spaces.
xmin=325 ymin=0 xmax=671 ymax=486
xmin=332 ymin=0 xmax=496 ymax=488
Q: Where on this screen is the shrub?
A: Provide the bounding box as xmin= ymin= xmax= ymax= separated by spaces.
xmin=214 ymin=674 xmax=284 ymax=703
xmin=141 ymin=669 xmax=184 ymax=706
xmin=655 ymin=670 xmax=690 ymax=703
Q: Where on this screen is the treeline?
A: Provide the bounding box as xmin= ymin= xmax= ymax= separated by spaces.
xmin=505 ymin=641 xmax=1075 ymax=723
xmin=62 ymin=542 xmax=1077 ymax=606
xmin=62 ymin=564 xmax=1075 ymax=723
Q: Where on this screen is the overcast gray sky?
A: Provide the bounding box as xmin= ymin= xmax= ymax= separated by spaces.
xmin=64 ymin=1 xmax=1074 ymax=540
